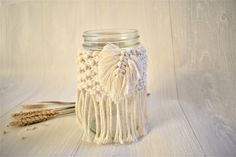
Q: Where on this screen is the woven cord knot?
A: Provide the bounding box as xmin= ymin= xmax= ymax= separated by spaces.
xmin=76 ymin=43 xmax=148 ymax=144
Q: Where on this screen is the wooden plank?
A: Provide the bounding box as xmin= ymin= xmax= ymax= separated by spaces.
xmin=0 ymin=3 xmax=45 ymax=116
xmin=0 ymin=77 xmax=44 ymax=117
xmin=169 ymin=0 xmax=236 ymax=156
xmin=0 ymin=0 xmax=79 ymax=116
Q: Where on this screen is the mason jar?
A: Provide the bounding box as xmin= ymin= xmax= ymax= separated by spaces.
xmin=76 ymin=29 xmax=147 ymax=144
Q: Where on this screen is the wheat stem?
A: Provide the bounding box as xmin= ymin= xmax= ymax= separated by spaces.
xmin=38 ymin=101 xmax=75 ymax=104
xmin=21 ymin=101 xmax=75 ymax=109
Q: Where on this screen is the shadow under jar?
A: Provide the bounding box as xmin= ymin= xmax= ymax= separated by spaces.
xmin=76 ymin=29 xmax=148 ymax=144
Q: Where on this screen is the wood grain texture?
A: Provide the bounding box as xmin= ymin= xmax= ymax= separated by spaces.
xmin=169 ymin=0 xmax=236 ymax=156
xmin=0 ymin=0 xmax=235 ymax=156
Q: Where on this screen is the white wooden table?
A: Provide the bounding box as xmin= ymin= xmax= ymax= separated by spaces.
xmin=1 ymin=0 xmax=236 ymax=156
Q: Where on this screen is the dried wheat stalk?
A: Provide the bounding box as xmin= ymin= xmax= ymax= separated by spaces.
xmin=12 ymin=109 xmax=57 ymax=118
xmin=10 ymin=103 xmax=75 ymax=127
xmin=10 ymin=110 xmax=58 ymax=127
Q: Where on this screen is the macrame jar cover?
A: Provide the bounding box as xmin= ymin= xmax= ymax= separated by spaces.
xmin=76 ymin=43 xmax=147 ymax=144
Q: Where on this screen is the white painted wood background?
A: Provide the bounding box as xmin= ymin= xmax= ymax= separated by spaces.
xmin=0 ymin=0 xmax=236 ymax=156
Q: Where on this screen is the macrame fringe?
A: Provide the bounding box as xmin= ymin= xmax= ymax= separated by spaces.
xmin=76 ymin=89 xmax=147 ymax=144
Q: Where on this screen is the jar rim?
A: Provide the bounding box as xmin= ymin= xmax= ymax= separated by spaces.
xmin=83 ymin=29 xmax=138 ymax=37
xmin=83 ymin=29 xmax=140 ymax=50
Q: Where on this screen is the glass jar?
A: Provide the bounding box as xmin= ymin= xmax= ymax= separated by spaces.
xmin=76 ymin=29 xmax=147 ymax=144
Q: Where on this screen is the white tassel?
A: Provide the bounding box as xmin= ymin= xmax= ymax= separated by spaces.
xmin=104 ymin=97 xmax=112 ymax=143
xmin=86 ymin=96 xmax=92 ymax=141
xmin=141 ymin=90 xmax=147 ymax=135
xmin=76 ymin=90 xmax=85 ymax=128
xmin=125 ymin=97 xmax=132 ymax=142
xmin=98 ymin=95 xmax=106 ymax=143
xmin=82 ymin=92 xmax=89 ymax=141
xmin=137 ymin=91 xmax=145 ymax=135
xmin=121 ymin=99 xmax=126 ymax=141
xmin=98 ymin=44 xmax=139 ymax=103
xmin=114 ymin=101 xmax=123 ymax=144
xmin=130 ymin=94 xmax=138 ymax=141
xmin=75 ymin=90 xmax=81 ymax=126
xmin=91 ymin=94 xmax=100 ymax=143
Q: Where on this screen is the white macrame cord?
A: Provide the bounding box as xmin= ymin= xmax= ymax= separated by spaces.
xmin=76 ymin=44 xmax=147 ymax=144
